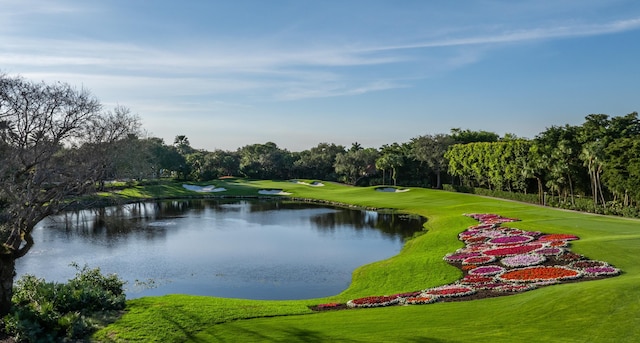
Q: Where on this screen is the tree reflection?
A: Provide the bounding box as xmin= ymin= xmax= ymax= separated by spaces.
xmin=43 ymin=199 xmax=425 ymax=242
xmin=309 ymin=210 xmax=425 ymax=239
xmin=48 ymin=202 xmax=170 ymax=241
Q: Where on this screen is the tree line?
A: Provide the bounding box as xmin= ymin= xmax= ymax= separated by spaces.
xmin=111 ymin=111 xmax=640 ymax=217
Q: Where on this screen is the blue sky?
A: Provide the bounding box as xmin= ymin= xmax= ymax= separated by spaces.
xmin=2 ymin=1 xmax=640 ymax=151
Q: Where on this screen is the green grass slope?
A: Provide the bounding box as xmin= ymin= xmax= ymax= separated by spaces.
xmin=95 ymin=180 xmax=640 ymax=342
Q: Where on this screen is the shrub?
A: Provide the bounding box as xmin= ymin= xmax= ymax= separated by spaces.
xmin=3 ymin=264 xmax=126 ymax=342
xmin=443 ymin=185 xmax=640 ymax=219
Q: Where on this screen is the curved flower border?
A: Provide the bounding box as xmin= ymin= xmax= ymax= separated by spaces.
xmin=424 ymin=285 xmax=476 ymax=298
xmin=315 ymin=213 xmax=621 ymax=311
xmin=346 ymin=295 xmax=401 ymax=308
xmin=404 ymin=294 xmax=439 ymax=305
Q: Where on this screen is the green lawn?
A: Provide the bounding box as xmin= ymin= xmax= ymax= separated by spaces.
xmin=94 ymin=179 xmax=640 ymax=342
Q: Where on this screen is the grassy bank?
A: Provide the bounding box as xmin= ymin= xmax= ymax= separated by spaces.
xmin=94 ymin=179 xmax=640 ymax=342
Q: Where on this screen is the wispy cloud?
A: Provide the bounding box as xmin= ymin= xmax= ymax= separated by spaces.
xmin=275 ymin=80 xmax=407 ymax=101
xmin=365 ymin=18 xmax=640 ymax=52
xmin=1 ymin=35 xmax=411 ymax=100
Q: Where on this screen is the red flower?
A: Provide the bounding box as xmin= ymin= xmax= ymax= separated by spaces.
xmin=483 ymin=244 xmax=543 ymax=256
xmin=499 ymin=266 xmax=581 ymax=282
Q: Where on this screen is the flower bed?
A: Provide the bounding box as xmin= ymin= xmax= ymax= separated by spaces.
xmin=548 ymin=240 xmax=568 ymax=247
xmin=499 ymin=266 xmax=582 ymax=283
xmin=501 ymin=253 xmax=546 ymax=267
xmin=347 ymin=295 xmax=401 ymax=308
xmin=462 ymin=255 xmax=495 ymax=265
xmin=488 ymin=235 xmax=534 ymax=245
xmin=581 ymin=265 xmax=620 ymax=277
xmin=534 ymin=247 xmax=564 ymax=256
xmin=464 ymin=236 xmax=488 ymax=244
xmin=468 ymin=265 xmax=505 ymax=276
xmin=316 ymin=212 xmax=621 ymax=311
xmin=479 ymin=282 xmax=537 ymax=292
xmin=404 ymin=294 xmax=439 ymax=305
xmin=464 ymin=244 xmax=493 ymax=252
xmin=424 ymin=285 xmax=476 ymax=297
xmin=459 ymin=274 xmax=495 ymax=284
xmin=570 ymin=260 xmax=607 ymax=269
xmin=443 ymin=251 xmax=482 ymax=262
xmin=583 ymin=266 xmax=620 ymax=276
xmin=557 ymin=252 xmax=584 ymax=262
xmin=483 ymin=244 xmax=543 ymax=256
xmin=390 ymin=291 xmax=422 ymax=298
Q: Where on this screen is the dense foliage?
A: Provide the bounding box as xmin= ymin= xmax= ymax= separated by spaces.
xmin=131 ymin=113 xmax=639 ymax=217
xmin=4 ymin=264 xmax=125 ymax=342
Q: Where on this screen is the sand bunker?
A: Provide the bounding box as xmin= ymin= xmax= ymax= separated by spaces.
xmin=182 ymin=184 xmax=227 ymax=193
xmin=292 ymin=180 xmax=325 ymax=187
xmin=375 ymin=187 xmax=410 ymax=193
xmin=258 ymin=189 xmax=292 ymax=195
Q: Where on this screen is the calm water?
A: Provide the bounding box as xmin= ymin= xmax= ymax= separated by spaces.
xmin=16 ymin=199 xmax=425 ymax=300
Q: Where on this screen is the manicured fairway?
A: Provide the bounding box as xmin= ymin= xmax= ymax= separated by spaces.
xmin=95 ymin=180 xmax=640 ymax=342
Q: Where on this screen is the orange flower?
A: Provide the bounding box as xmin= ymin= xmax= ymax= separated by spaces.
xmin=500 ymin=266 xmax=580 ymax=282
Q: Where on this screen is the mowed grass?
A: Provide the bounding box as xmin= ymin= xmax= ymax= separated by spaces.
xmin=94 ymin=179 xmax=640 ymax=342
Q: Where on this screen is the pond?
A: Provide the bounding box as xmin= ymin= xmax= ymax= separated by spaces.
xmin=16 ymin=199 xmax=426 ymax=300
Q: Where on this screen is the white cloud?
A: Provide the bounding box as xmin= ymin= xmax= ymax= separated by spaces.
xmin=276 ymin=80 xmax=407 ymax=101
xmin=365 ymin=17 xmax=640 ymax=52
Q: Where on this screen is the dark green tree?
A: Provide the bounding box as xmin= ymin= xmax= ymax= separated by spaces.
xmin=334 ymin=147 xmax=379 ymax=185
xmin=238 ymin=142 xmax=294 ymax=179
xmin=173 ymin=135 xmax=195 ymax=156
xmin=293 ymin=142 xmax=345 ymax=180
xmin=410 ymin=134 xmax=455 ymax=189
xmin=145 ymin=138 xmax=188 ymax=179
xmin=450 ymin=128 xmax=499 ymax=144
xmin=533 ymin=125 xmax=584 ymax=205
xmin=376 ymin=153 xmax=404 ymax=186
xmin=206 ymin=149 xmax=240 ymax=178
xmin=603 ymin=137 xmax=640 ymax=206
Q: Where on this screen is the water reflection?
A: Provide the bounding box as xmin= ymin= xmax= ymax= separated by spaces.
xmin=310 ymin=209 xmax=424 ymax=239
xmin=17 ymin=199 xmax=425 ymax=300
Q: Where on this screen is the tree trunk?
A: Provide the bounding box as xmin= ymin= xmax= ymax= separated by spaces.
xmin=624 ymin=190 xmax=629 ymax=207
xmin=0 ymin=255 xmax=16 ymax=317
xmin=536 ymin=177 xmax=544 ymax=205
xmin=568 ymin=172 xmax=575 ymax=206
xmin=596 ymin=167 xmax=606 ymax=208
xmin=592 ymin=169 xmax=598 ymax=205
xmin=1 ymin=228 xmax=34 ymax=316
